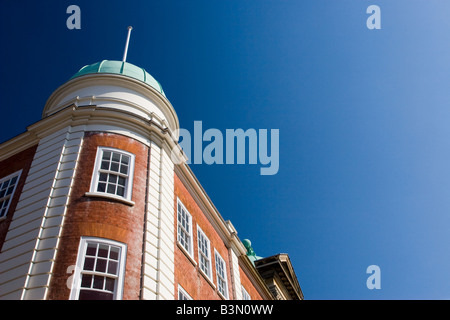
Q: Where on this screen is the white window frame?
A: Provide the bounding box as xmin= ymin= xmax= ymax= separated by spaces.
xmin=69 ymin=237 xmax=127 ymax=300
xmin=0 ymin=170 xmax=22 ymax=221
xmin=214 ymin=249 xmax=229 ymax=299
xmin=178 ymin=285 xmax=193 ymax=300
xmin=87 ymin=147 xmax=135 ymax=204
xmin=177 ymin=198 xmax=194 ymax=258
xmin=242 ymin=286 xmax=251 ymax=300
xmin=197 ymin=225 xmax=213 ymax=281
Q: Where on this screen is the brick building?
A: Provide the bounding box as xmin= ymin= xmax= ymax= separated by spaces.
xmin=0 ymin=60 xmax=303 ymax=300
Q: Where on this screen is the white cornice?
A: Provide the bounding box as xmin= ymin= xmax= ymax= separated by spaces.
xmin=0 ymin=103 xmax=187 ymax=165
xmin=174 ymin=163 xmax=247 ymax=257
xmin=239 ymin=255 xmax=274 ymax=300
xmin=0 ymin=130 xmax=39 ymax=162
xmin=43 ymin=73 xmax=180 ymax=137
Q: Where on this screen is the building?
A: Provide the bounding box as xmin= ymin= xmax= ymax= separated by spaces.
xmin=0 ymin=59 xmax=303 ymax=300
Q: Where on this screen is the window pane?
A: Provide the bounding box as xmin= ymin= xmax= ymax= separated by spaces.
xmin=99 ymin=173 xmax=108 ymax=182
xmin=98 ymin=244 xmax=109 ymax=257
xmin=116 ymin=186 xmax=125 ymax=197
xmin=102 ymin=151 xmax=111 ymax=161
xmin=110 ymin=248 xmax=119 ymax=260
xmin=110 ymin=162 xmax=119 ymax=172
xmin=120 ymin=164 xmax=128 ymax=174
xmin=108 ymin=175 xmax=117 ymax=184
xmin=101 ymin=160 xmax=110 ymax=170
xmin=112 ymin=153 xmax=121 ymax=162
xmin=81 ymin=274 xmax=92 ymax=288
xmin=95 ymin=258 xmax=107 ymax=273
xmin=105 ymin=277 xmax=116 ymax=292
xmin=86 ymin=243 xmax=97 ymax=256
xmin=107 ymin=184 xmax=116 ymax=194
xmin=97 ymin=182 xmax=106 ymax=192
xmin=83 ymin=257 xmax=95 ymax=271
xmin=121 ymin=155 xmax=130 ymax=165
xmin=75 ymin=239 xmax=125 ymax=301
xmin=215 ymin=253 xmax=228 ymax=298
xmin=93 ymin=275 xmax=104 ymax=289
xmin=118 ymin=177 xmax=126 ymax=187
xmin=108 ymin=261 xmax=118 ymax=275
xmin=6 ymin=187 xmax=14 ymax=196
xmin=79 ymin=290 xmax=113 ymax=300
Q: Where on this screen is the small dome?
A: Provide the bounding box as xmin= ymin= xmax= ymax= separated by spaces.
xmin=71 ymin=60 xmax=165 ymax=97
xmin=242 ymin=239 xmax=252 ymax=249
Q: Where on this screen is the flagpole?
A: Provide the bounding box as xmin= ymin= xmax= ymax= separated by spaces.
xmin=122 ymin=26 xmax=133 ymax=62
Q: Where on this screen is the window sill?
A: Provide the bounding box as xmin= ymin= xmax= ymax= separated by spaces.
xmin=84 ymin=192 xmax=135 ymax=206
xmin=199 ymin=268 xmax=216 ymax=290
xmin=217 ymin=290 xmax=228 ymax=301
xmin=177 ymin=241 xmax=197 ymax=267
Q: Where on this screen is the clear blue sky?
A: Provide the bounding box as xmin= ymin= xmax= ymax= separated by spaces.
xmin=1 ymin=0 xmax=450 ymax=299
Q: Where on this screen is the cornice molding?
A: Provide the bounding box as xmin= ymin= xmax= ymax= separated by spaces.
xmin=239 ymin=254 xmax=275 ymax=300
xmin=43 ymin=73 xmax=180 ymax=137
xmin=0 ymin=103 xmax=187 ymax=165
xmin=0 ymin=131 xmax=39 ymax=162
xmin=174 ymin=163 xmax=248 ymax=258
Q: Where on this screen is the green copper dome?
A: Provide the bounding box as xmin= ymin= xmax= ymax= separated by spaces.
xmin=71 ymin=60 xmax=165 ymax=97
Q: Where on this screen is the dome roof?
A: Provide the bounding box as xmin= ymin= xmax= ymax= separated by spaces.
xmin=70 ymin=60 xmax=166 ymax=97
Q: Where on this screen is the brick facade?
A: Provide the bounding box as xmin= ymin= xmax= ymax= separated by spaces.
xmin=174 ymin=173 xmax=248 ymax=300
xmin=0 ymin=60 xmax=301 ymax=300
xmin=47 ymin=132 xmax=149 ymax=300
xmin=239 ymin=265 xmax=264 ymax=300
xmin=0 ymin=132 xmax=278 ymax=300
xmin=0 ymin=145 xmax=38 ymax=252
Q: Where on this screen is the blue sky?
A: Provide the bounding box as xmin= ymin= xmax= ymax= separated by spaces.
xmin=2 ymin=0 xmax=450 ymax=299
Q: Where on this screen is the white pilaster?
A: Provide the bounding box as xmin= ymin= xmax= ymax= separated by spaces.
xmin=0 ymin=126 xmax=84 ymax=300
xmin=142 ymin=140 xmax=175 ymax=300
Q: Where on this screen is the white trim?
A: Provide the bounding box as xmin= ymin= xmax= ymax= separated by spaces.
xmin=197 ymin=225 xmax=213 ymax=282
xmin=229 ymin=246 xmax=242 ymax=300
xmin=241 ymin=285 xmax=251 ymax=300
xmin=178 ymin=285 xmax=192 ymax=300
xmin=0 ymin=170 xmax=22 ymax=221
xmin=141 ymin=143 xmax=175 ymax=300
xmin=84 ymin=192 xmax=135 ymax=206
xmin=69 ymin=237 xmax=127 ymax=300
xmin=176 ymin=197 xmax=194 ymax=260
xmin=214 ymin=249 xmax=229 ymax=300
xmin=89 ymin=147 xmax=135 ymax=202
xmin=43 ymin=73 xmax=180 ymax=136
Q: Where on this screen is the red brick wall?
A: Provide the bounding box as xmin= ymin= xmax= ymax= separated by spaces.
xmin=239 ymin=264 xmax=264 ymax=300
xmin=47 ymin=132 xmax=149 ymax=300
xmin=174 ymin=172 xmax=234 ymax=300
xmin=0 ymin=145 xmax=38 ymax=252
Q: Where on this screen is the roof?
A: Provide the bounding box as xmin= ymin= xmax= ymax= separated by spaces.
xmin=70 ymin=60 xmax=166 ymax=97
xmin=255 ymin=254 xmax=304 ymax=300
